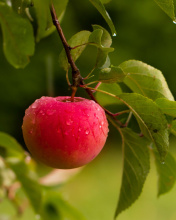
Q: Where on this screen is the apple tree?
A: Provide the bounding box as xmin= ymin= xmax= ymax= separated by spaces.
xmin=0 ymin=0 xmax=176 ymax=219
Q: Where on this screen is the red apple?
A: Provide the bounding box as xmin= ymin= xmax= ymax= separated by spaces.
xmin=22 ymin=96 xmax=109 ymax=169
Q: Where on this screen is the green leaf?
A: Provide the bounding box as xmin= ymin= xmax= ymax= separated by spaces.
xmin=99 ymin=66 xmax=126 ymax=83
xmin=41 ymin=191 xmax=87 ymax=220
xmin=34 ymin=0 xmax=68 ymax=41
xmin=7 ymin=158 xmax=43 ymax=213
xmin=59 ymin=31 xmax=91 ymax=70
xmin=154 ymin=0 xmax=175 ymax=20
xmin=153 ymin=150 xmax=176 ymax=196
xmin=89 ymin=26 xmax=114 ymax=68
xmin=89 ymin=29 xmax=103 ymax=46
xmin=155 ymin=98 xmax=176 ymax=117
xmin=98 ymin=55 xmax=111 ymax=69
xmin=95 ymin=83 xmax=123 ymax=107
xmin=92 ymin=25 xmax=112 ymax=47
xmin=170 ymin=120 xmax=176 ymax=136
xmin=33 ymin=0 xmax=50 ymax=41
xmin=0 ymin=3 xmax=35 ymax=68
xmin=100 ymin=0 xmax=112 ymax=3
xmin=96 ymin=49 xmax=113 ymax=68
xmin=119 ymin=60 xmax=174 ymax=101
xmin=89 ymin=0 xmax=116 ymax=36
xmin=117 ymin=93 xmax=169 ymax=161
xmin=115 ymin=128 xmax=150 ymax=217
xmin=0 ymin=132 xmax=24 ymax=158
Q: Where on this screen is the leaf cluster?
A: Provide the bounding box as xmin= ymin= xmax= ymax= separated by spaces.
xmin=58 ymin=24 xmax=176 ymax=219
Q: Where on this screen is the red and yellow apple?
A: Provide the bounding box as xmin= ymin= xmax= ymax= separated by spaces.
xmin=22 ymin=96 xmax=109 ymax=169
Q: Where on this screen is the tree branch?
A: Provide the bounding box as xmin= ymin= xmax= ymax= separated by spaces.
xmin=50 ymin=2 xmax=123 ymax=127
xmin=50 ymin=3 xmax=83 ymax=91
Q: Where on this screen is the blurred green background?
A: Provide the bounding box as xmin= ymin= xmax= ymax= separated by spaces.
xmin=0 ymin=0 xmax=176 ymax=219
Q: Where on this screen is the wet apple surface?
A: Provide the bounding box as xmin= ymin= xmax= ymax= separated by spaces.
xmin=22 ymin=96 xmax=109 ymax=169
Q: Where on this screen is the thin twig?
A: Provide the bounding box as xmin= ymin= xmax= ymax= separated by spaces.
xmin=84 ymin=66 xmax=96 ymax=80
xmin=113 ymin=110 xmax=130 ymax=117
xmin=90 ymin=81 xmax=102 ymax=93
xmin=123 ymin=111 xmax=133 ymax=127
xmin=66 ymin=68 xmax=71 ymax=86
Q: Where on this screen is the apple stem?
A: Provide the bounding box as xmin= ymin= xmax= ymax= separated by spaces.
xmin=71 ymin=86 xmax=77 ymax=102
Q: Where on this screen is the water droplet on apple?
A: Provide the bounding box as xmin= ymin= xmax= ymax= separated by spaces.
xmin=85 ymin=130 xmax=90 ymax=135
xmin=99 ymin=125 xmax=102 ymax=129
xmin=66 ymin=119 xmax=73 ymax=125
xmin=78 ymin=128 xmax=82 ymax=132
xmin=94 ymin=113 xmax=99 ymax=119
xmin=31 ymin=103 xmax=38 ymax=109
xmin=161 ymin=161 xmax=165 ymax=165
xmin=46 ymin=109 xmax=55 ymax=115
xmin=64 ymin=131 xmax=69 ymax=135
xmin=101 ymin=121 xmax=104 ymax=125
xmin=39 ymin=110 xmax=45 ymax=115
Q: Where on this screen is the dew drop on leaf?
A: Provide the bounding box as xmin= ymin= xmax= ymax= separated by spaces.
xmin=173 ymin=17 xmax=176 ymax=24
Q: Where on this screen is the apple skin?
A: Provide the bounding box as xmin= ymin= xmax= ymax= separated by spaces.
xmin=22 ymin=96 xmax=109 ymax=169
